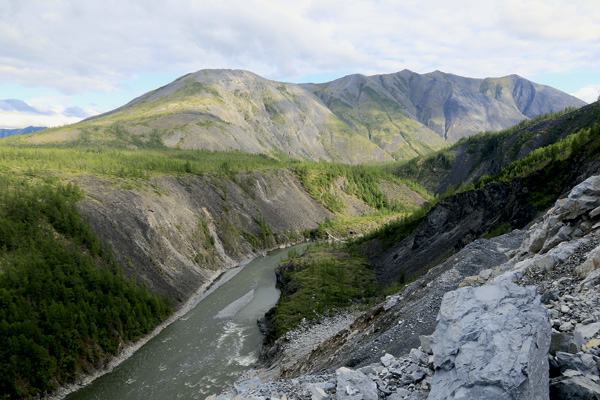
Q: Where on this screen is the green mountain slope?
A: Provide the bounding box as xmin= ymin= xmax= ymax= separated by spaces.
xmin=0 ymin=173 xmax=172 ymax=398
xmin=389 ymin=101 xmax=600 ymax=193
xmin=260 ymin=100 xmax=600 ymax=344
xmin=0 ymin=134 xmax=429 ymax=398
xmin=23 ymin=69 xmax=391 ymax=164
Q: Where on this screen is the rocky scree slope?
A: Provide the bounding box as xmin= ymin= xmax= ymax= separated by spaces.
xmin=74 ymin=169 xmax=334 ymax=304
xmin=23 ymin=69 xmax=585 ymax=164
xmin=370 ymin=176 xmax=539 ymax=283
xmin=216 ymin=175 xmax=600 ymax=400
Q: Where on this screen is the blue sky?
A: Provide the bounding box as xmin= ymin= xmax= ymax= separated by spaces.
xmin=1 ymin=0 xmax=599 ymax=129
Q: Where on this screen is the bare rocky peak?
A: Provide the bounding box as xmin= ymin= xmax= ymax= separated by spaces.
xmin=304 ymin=70 xmax=587 ymax=143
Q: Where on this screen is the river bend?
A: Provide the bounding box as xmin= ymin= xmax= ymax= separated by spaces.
xmin=66 ymin=244 xmax=307 ymax=400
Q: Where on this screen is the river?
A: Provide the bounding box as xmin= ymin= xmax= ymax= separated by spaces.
xmin=66 ymin=244 xmax=308 ymax=400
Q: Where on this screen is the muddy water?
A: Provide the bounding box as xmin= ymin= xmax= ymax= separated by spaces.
xmin=66 ymin=244 xmax=308 ymax=400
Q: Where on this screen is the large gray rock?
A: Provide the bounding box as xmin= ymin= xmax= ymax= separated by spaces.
xmin=575 ymin=322 xmax=600 ymax=341
xmin=335 ymin=367 xmax=378 ymax=400
xmin=555 ymin=352 xmax=588 ymax=373
xmin=550 ymin=375 xmax=600 ymax=399
xmin=550 ymin=331 xmax=584 ymax=355
xmin=428 ymin=283 xmax=551 ymax=400
xmin=526 ymin=176 xmax=600 ymax=254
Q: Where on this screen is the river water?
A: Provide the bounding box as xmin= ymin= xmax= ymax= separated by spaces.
xmin=66 ymin=244 xmax=308 ymax=400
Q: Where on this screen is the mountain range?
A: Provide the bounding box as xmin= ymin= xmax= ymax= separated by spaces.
xmin=0 ymin=126 xmax=46 ymax=138
xmin=23 ymin=69 xmax=586 ymax=163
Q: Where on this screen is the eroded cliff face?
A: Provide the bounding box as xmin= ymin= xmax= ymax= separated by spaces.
xmin=74 ymin=169 xmax=333 ymax=304
xmin=371 ymin=177 xmax=539 ymax=283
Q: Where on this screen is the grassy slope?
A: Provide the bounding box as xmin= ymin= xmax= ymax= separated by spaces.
xmin=387 ymin=103 xmax=600 ymax=193
xmin=19 ymin=76 xmax=391 ymax=164
xmin=311 ymin=84 xmax=445 ymax=161
xmin=266 ymin=244 xmax=377 ymax=341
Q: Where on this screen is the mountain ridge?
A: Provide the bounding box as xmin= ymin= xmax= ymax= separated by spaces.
xmin=20 ymin=68 xmax=585 ymax=163
xmin=0 ymin=126 xmax=46 ymax=138
xmin=302 ymin=69 xmax=586 ymax=146
xmin=390 ymin=101 xmax=600 ymax=194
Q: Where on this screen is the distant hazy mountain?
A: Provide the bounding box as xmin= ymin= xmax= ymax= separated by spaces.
xmin=28 ymin=69 xmax=585 ymax=162
xmin=0 ymin=126 xmax=46 ymax=138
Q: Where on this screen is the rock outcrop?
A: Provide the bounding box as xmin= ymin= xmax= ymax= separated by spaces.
xmin=523 ymin=175 xmax=600 ymax=255
xmin=373 ymin=177 xmax=536 ymax=284
xmin=428 ymin=283 xmax=550 ymax=400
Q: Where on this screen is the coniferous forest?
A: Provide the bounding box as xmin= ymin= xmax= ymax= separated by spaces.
xmin=0 ymin=172 xmax=172 ymax=399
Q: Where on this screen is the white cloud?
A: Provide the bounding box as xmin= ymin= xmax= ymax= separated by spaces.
xmin=0 ymin=110 xmax=84 ymax=129
xmin=0 ymin=0 xmax=598 ymax=101
xmin=0 ymin=98 xmax=92 ymax=129
xmin=572 ymin=85 xmax=600 ymax=104
xmin=501 ymin=0 xmax=600 ymax=42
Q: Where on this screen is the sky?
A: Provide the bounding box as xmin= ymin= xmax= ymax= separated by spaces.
xmin=1 ymin=0 xmax=599 ymax=129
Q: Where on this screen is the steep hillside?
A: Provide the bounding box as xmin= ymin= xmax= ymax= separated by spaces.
xmin=74 ymin=170 xmax=334 ymax=302
xmin=0 ymin=173 xmax=172 ymax=399
xmin=17 ymin=69 xmax=585 ymax=164
xmin=373 ymin=102 xmax=600 ymax=283
xmin=391 ymin=101 xmax=600 ymax=193
xmin=301 ymin=73 xmax=447 ymax=160
xmin=230 ymin=175 xmax=600 ymax=399
xmin=304 ymin=70 xmax=586 ymax=156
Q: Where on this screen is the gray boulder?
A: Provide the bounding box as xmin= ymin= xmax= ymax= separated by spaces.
xmin=550 ymin=331 xmax=584 ymax=355
xmin=555 ymin=352 xmax=588 ymax=373
xmin=234 ymin=377 xmax=262 ymax=395
xmin=428 ymin=283 xmax=551 ymax=400
xmin=575 ymin=322 xmax=600 ymax=341
xmin=550 ymin=375 xmax=600 ymax=399
xmin=308 ymin=384 xmax=329 ymax=400
xmin=335 ymin=367 xmax=377 ymax=400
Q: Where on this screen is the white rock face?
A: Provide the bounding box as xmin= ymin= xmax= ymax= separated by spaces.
xmin=428 ymin=283 xmax=551 ymax=400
